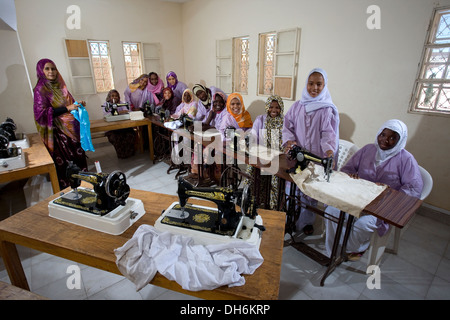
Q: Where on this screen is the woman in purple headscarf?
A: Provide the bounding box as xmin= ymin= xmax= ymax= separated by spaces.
xmin=166 ymin=71 xmax=188 ymax=101
xmin=33 ymin=58 xmax=87 ymax=189
xmin=282 ymin=68 xmax=340 ymax=235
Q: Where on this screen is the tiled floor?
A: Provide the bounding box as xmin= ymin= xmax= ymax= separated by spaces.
xmin=1 ymin=138 xmax=449 ymax=300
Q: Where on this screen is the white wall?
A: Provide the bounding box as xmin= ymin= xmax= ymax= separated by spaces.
xmin=181 ymin=0 xmax=450 ymax=211
xmin=1 ymin=0 xmax=449 ymax=211
xmin=12 ymin=0 xmax=185 ymax=122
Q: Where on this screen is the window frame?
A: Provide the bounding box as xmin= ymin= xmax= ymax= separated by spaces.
xmin=409 ymin=6 xmax=450 ymax=117
xmin=122 ymin=41 xmax=144 ymax=85
xmin=257 ymin=28 xmax=301 ymax=101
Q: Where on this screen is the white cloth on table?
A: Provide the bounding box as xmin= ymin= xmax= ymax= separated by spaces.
xmin=114 ymin=224 xmax=263 ymax=292
xmin=290 ymin=163 xmax=387 ymax=218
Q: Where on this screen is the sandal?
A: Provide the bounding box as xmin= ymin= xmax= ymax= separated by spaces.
xmin=346 ymin=252 xmax=365 ymax=261
xmin=303 ymin=225 xmax=314 ymax=236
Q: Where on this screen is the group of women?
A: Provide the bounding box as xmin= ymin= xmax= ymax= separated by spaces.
xmin=33 ymin=58 xmax=423 ymax=260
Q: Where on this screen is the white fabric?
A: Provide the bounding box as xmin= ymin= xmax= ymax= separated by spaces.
xmin=114 ymin=224 xmax=263 ymax=292
xmin=164 ymin=120 xmax=182 ymax=129
xmin=374 ymin=119 xmax=408 ymax=166
xmin=290 ymin=163 xmax=387 ymax=218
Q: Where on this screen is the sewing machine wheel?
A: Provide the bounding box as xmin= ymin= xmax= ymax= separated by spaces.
xmin=220 ymin=165 xmax=243 ymax=189
xmin=0 ymin=134 xmax=8 ymax=150
xmin=240 ymin=184 xmax=252 ymax=216
xmin=105 ymin=171 xmax=130 ymax=201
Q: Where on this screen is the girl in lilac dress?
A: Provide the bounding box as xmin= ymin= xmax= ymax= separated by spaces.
xmin=166 ymin=71 xmax=188 ymax=101
xmin=282 ymin=68 xmax=340 ymax=235
xmin=33 ymin=58 xmax=87 ymax=189
xmin=123 ymin=74 xmax=149 ymax=111
xmin=192 ymin=84 xmax=225 ymax=121
xmin=324 ymin=119 xmax=423 ymax=260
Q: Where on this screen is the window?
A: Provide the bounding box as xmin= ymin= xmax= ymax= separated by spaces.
xmin=258 ymin=28 xmax=300 ymax=100
xmin=216 ymin=36 xmax=249 ymax=94
xmin=233 ymin=37 xmax=249 ymax=94
xmin=410 ymin=7 xmax=450 ymax=116
xmin=88 ymin=40 xmax=114 ymax=93
xmin=142 ymin=43 xmax=161 ymax=76
xmin=123 ymin=42 xmax=143 ymax=85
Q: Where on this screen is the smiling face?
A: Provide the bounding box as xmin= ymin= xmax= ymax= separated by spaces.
xmin=167 ymin=76 xmax=176 ymax=86
xmin=307 ymin=72 xmax=325 ymax=98
xmin=149 ymin=73 xmax=159 ymax=86
xmin=43 ymin=62 xmax=58 ymax=81
xmin=195 ymin=90 xmax=207 ymax=102
xmin=268 ymin=100 xmax=281 ymax=118
xmin=213 ymin=95 xmax=225 ymax=112
xmin=377 ymin=128 xmax=400 ymax=150
xmin=229 ymin=97 xmax=242 ymax=115
xmin=183 ymin=91 xmax=192 ymax=103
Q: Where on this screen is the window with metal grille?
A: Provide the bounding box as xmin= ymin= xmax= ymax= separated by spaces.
xmin=123 ymin=42 xmax=143 ymax=85
xmin=233 ymin=37 xmax=249 ymax=94
xmin=257 ymin=28 xmax=300 ymax=100
xmin=88 ymin=40 xmax=114 ymax=93
xmin=410 ymin=7 xmax=450 ymax=116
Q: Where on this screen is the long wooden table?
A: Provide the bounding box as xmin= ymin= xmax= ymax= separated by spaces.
xmin=0 ymin=133 xmax=60 ymax=194
xmin=0 ymin=186 xmax=286 ymax=300
xmin=90 ymin=118 xmax=154 ymax=161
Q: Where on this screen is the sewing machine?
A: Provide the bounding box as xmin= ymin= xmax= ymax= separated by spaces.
xmin=0 ymin=127 xmax=25 ymax=172
xmin=155 ymin=177 xmax=265 ymax=248
xmin=48 ymin=162 xmax=145 ymax=235
xmin=287 ymin=145 xmax=333 ymax=182
xmin=103 ymin=102 xmax=131 ymax=122
xmin=1 ymin=117 xmax=29 ymax=149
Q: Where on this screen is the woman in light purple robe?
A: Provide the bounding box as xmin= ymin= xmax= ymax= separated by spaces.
xmin=282 ymin=68 xmax=340 ymax=235
xmin=324 ymin=119 xmax=423 ymax=260
xmin=123 ymin=74 xmax=149 ymax=111
xmin=192 ymin=84 xmax=225 ymax=121
xmin=166 ymin=71 xmax=188 ymax=101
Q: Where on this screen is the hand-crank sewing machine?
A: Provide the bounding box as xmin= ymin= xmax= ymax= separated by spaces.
xmin=0 ymin=118 xmax=28 ymax=172
xmin=155 ymin=177 xmax=265 ymax=248
xmin=48 ymin=162 xmax=145 ymax=235
xmin=287 ymin=145 xmax=334 ymax=182
xmin=103 ymin=101 xmax=131 ymax=122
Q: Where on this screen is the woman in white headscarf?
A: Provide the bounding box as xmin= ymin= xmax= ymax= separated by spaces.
xmin=324 ymin=119 xmax=423 ymax=260
xmin=282 ymin=68 xmax=340 ymax=235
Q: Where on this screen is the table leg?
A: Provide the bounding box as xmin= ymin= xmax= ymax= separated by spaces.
xmin=320 ymin=210 xmax=346 ymax=286
xmin=147 ymin=123 xmax=154 ymax=162
xmin=48 ymin=164 xmax=60 ymax=194
xmin=0 ymin=241 xmax=30 ymax=291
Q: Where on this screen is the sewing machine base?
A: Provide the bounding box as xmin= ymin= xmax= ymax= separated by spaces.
xmin=0 ymin=148 xmax=25 ymax=172
xmin=48 ymin=187 xmax=145 ymax=235
xmin=8 ymin=133 xmax=30 ymax=149
xmin=154 ymin=202 xmax=263 ymax=249
xmin=104 ymin=114 xmax=131 ymax=122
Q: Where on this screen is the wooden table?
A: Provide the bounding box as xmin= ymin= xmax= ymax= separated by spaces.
xmin=90 ymin=118 xmax=154 ymax=161
xmin=0 ymin=186 xmax=286 ymax=300
xmin=0 ymin=133 xmax=60 ymax=194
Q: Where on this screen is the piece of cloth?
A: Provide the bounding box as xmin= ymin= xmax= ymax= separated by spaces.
xmin=114 ymin=224 xmax=264 ymax=292
xmin=290 ymin=163 xmax=387 ymax=218
xmin=71 ymin=104 xmax=95 ymax=152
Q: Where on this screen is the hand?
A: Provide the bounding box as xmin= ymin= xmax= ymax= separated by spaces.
xmin=347 ymin=173 xmax=359 ymax=179
xmin=284 ymin=140 xmax=297 ymax=153
xmin=67 ymin=104 xmax=77 ymax=111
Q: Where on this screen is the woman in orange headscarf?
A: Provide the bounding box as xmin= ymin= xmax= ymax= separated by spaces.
xmin=226 ymin=93 xmax=253 ymax=128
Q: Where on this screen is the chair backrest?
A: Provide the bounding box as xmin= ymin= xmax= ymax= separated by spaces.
xmin=337 ymin=139 xmax=359 ymax=171
xmin=418 ymin=165 xmax=433 ymax=200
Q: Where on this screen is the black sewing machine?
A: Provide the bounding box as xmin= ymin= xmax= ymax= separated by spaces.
xmin=287 ymin=145 xmax=333 ymax=182
xmin=103 ymin=101 xmax=130 ymax=116
xmin=179 ymin=113 xmax=194 ymax=131
xmin=155 ymin=177 xmax=264 ymax=247
xmin=48 ymin=162 xmax=145 ymax=234
xmin=141 ymin=100 xmax=155 ymax=117
xmin=0 ymin=130 xmax=20 ymax=159
xmin=53 ymin=162 xmax=131 ymax=215
xmin=0 ymin=118 xmax=17 ymax=141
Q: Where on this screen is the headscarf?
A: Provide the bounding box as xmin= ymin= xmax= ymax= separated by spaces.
xmin=146 ymin=72 xmax=164 ymax=105
xmin=166 ymin=71 xmax=179 ymax=91
xmin=178 ymin=88 xmax=197 ymax=118
xmin=33 ymin=58 xmax=77 ymax=153
xmin=374 ymin=119 xmax=408 ymax=167
xmin=128 ymin=74 xmax=149 ymax=93
xmin=213 ymin=92 xmax=228 ymax=114
xmin=226 ymin=93 xmax=253 ymax=128
xmin=193 ymin=84 xmax=211 ymax=108
xmin=264 ymin=95 xmax=284 ymax=150
xmin=161 ymin=87 xmax=181 ymax=114
xmin=301 ymin=68 xmax=338 ymax=115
